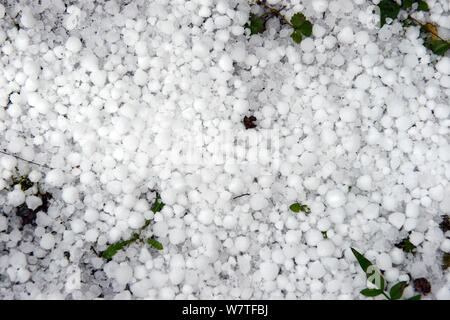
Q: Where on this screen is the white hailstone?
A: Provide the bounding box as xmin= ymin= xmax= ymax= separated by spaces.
xmin=305 ymin=229 xmax=323 ymax=246
xmin=285 ymin=230 xmax=301 ymax=244
xmin=356 ymin=175 xmax=372 ymax=191
xmin=218 ymin=54 xmax=233 ymax=72
xmin=128 ymin=212 xmax=145 ymax=229
xmin=384 ymin=268 xmax=399 ymax=283
xmin=326 ymin=189 xmax=346 ymax=208
xmin=376 ymin=253 xmax=392 ymax=270
xmin=0 ymin=4 xmax=4 ymax=19
xmin=15 ymin=33 xmax=29 ymax=51
xmin=198 ymin=209 xmax=214 ymax=225
xmin=0 ymin=216 xmax=7 ymax=232
xmin=259 ymin=262 xmax=279 ymax=281
xmin=235 ymin=236 xmax=249 ymax=252
xmin=354 ymin=74 xmax=371 ymax=90
xmin=317 ymin=239 xmax=335 ymax=257
xmin=90 ymin=70 xmax=107 ymax=87
xmin=84 ymin=208 xmax=99 ymax=223
xmin=62 ymin=186 xmax=79 ymax=204
xmin=40 ymin=233 xmax=55 ymax=250
xmin=85 ymin=229 xmax=99 ymax=242
xmin=295 ymin=73 xmax=310 ymax=89
xmin=312 ymin=0 xmax=328 ymax=13
xmin=161 ymin=189 xmax=177 ymax=205
xmin=115 ymin=264 xmax=133 ymax=285
xmin=436 ymin=57 xmax=450 ymax=75
xmin=339 ymin=107 xmax=357 ymax=122
xmin=436 ymin=285 xmax=450 ymax=300
xmin=1 ymin=155 xmax=17 ymax=170
xmin=16 ymin=268 xmax=30 ymax=283
xmin=409 ymin=232 xmax=424 ymax=246
xmin=440 ymin=239 xmax=450 ymax=253
xmin=390 ymin=247 xmax=404 ymax=264
xmin=106 ymin=180 xmax=122 ymax=195
xmin=266 ymin=0 xmax=281 ymax=4
xmin=45 ymin=169 xmax=65 ymax=187
xmin=317 ymin=218 xmax=331 ymax=231
xmin=65 ymin=36 xmax=82 ymax=52
xmin=26 ymin=196 xmax=42 ymax=211
xmin=71 ymin=219 xmax=86 ymax=233
xmin=9 ymin=251 xmax=27 ymax=268
xmin=388 ymin=212 xmax=405 ymax=229
xmin=80 ymin=53 xmax=99 ymax=72
xmin=338 ymin=27 xmax=354 ymax=44
xmin=8 ymin=189 xmax=26 ymax=206
xmin=363 ymin=203 xmax=379 ymax=219
xmin=250 ymin=193 xmax=268 ymax=211
xmin=307 ymin=261 xmax=326 ymax=279
xmin=405 ymin=202 xmax=420 ymax=218
xmin=169 ymin=228 xmax=186 ymax=245
xmin=301 ymin=38 xmax=315 ymax=52
xmin=133 ymin=69 xmax=148 ymax=86
xmin=386 ymin=95 xmax=406 ymax=118
xmin=223 ymin=215 xmax=237 ymax=229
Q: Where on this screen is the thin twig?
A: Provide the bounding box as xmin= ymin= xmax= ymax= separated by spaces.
xmin=0 ymin=150 xmax=52 ymax=169
xmin=261 ymin=3 xmax=293 ymax=27
xmin=408 ymin=15 xmax=448 ymax=43
xmin=232 ymin=193 xmax=250 ymax=200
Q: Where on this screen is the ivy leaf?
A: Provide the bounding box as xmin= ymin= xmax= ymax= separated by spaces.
xmin=360 ymin=288 xmax=383 ymax=297
xmin=147 ymin=238 xmax=163 ymax=250
xmin=407 ymin=295 xmax=421 ymax=300
xmin=290 ymin=203 xmax=301 ymax=212
xmin=290 ymin=13 xmax=306 ymax=29
xmin=299 ymin=20 xmax=313 ymax=37
xmin=290 ymin=30 xmax=303 ymax=43
xmin=424 ymin=39 xmax=450 ymax=56
xmin=151 ymin=194 xmax=165 ymax=213
xmin=245 ymin=13 xmax=265 ymax=35
xmin=351 ymin=248 xmax=372 ymax=273
xmin=417 ymin=1 xmax=429 ymax=11
xmin=389 ymin=281 xmax=408 ymax=300
xmin=378 ymin=0 xmax=401 ymax=27
xmin=401 ymin=0 xmax=414 ymax=8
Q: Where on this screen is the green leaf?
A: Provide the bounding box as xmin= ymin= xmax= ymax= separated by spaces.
xmin=401 ymin=0 xmax=414 ymax=8
xmin=389 ymin=281 xmax=408 ymax=300
xmin=290 ymin=203 xmax=301 ymax=212
xmin=151 ymin=194 xmax=165 ymax=213
xmin=378 ymin=0 xmax=401 ymax=27
xmin=395 ymin=236 xmax=417 ymax=254
xmin=289 ymin=202 xmax=311 ymax=214
xmin=407 ymin=295 xmax=421 ymax=300
xmin=424 ymin=40 xmax=450 ymax=56
xmin=351 ymin=248 xmax=373 ymax=273
xmin=101 ymin=234 xmax=140 ymax=259
xmin=299 ymin=20 xmax=313 ymax=37
xmin=147 ymin=238 xmax=163 ymax=250
xmin=417 ymin=1 xmax=429 ymax=11
xmin=290 ymin=13 xmax=306 ymax=29
xmin=245 ymin=13 xmax=265 ymax=35
xmin=360 ymin=288 xmax=383 ymax=297
xmin=290 ymin=30 xmax=303 ymax=44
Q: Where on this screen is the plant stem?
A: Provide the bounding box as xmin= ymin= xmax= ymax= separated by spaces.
xmin=382 ymin=291 xmax=391 ymax=300
xmin=408 ymin=15 xmax=448 ymax=43
xmin=261 ymin=3 xmax=293 ymax=27
xmin=0 ymin=150 xmax=52 ymax=169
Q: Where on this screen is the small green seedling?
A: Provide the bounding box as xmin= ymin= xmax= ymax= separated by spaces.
xmin=351 ymin=248 xmax=421 ymax=300
xmin=376 ymin=0 xmax=449 ymax=56
xmin=289 ymin=202 xmax=311 ymax=215
xmin=245 ymin=1 xmax=313 ymax=44
xmin=395 ymin=236 xmax=417 ymax=255
xmin=101 ymin=193 xmax=165 ymax=260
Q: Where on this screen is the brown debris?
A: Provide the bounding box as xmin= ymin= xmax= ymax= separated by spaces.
xmin=243 ymin=116 xmax=257 ymax=129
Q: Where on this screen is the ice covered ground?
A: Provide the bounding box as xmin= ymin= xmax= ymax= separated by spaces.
xmin=0 ymin=0 xmax=449 ymax=299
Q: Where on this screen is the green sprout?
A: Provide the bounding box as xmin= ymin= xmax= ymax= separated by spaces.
xmin=351 ymin=248 xmax=421 ymax=300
